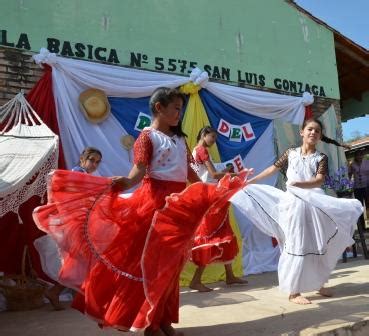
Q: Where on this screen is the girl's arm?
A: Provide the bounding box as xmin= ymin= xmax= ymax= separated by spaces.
xmin=112 ymin=163 xmax=146 ymax=191
xmin=194 ymin=145 xmax=236 ymax=180
xmin=112 ymin=130 xmax=152 ymax=191
xmin=290 ymin=154 xmax=327 ymax=189
xmin=247 ymin=165 xmax=280 ymax=184
xmin=289 ymin=174 xmax=325 ymax=189
xmin=186 ymin=142 xmax=202 ymax=183
xmin=248 ymin=149 xmax=288 ymax=184
xmin=205 ymin=160 xmax=235 ymax=180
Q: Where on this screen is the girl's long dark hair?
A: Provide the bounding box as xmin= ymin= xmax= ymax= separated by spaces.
xmin=149 ymin=87 xmax=187 ymax=137
xmin=302 ymin=118 xmax=344 ymax=147
xmin=77 ymin=146 xmax=102 ymax=166
xmin=196 ymin=126 xmax=217 ymax=142
xmin=80 ymin=147 xmax=102 ymax=161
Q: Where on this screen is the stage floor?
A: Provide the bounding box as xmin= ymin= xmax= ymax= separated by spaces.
xmin=0 ymin=258 xmax=368 ymax=336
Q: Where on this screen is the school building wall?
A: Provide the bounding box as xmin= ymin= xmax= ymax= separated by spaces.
xmin=0 ymin=0 xmax=343 ymax=134
xmin=0 ymin=48 xmax=42 ymax=106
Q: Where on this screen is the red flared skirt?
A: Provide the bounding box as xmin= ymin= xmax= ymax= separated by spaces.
xmin=191 ymin=202 xmax=239 ymax=267
xmin=33 ymin=170 xmax=246 ymax=331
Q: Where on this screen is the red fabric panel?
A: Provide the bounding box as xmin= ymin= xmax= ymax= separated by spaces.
xmin=304 ymin=105 xmax=313 ymax=120
xmin=27 ymin=64 xmax=66 ymax=169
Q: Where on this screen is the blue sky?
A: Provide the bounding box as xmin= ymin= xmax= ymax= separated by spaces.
xmin=294 ymin=0 xmax=369 ymax=141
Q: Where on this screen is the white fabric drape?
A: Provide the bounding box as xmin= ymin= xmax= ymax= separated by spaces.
xmin=232 ymin=206 xmax=280 ymax=275
xmin=32 ymin=49 xmax=312 ymax=276
xmin=35 ymin=49 xmax=190 ymax=174
xmin=33 ymin=49 xmax=309 ymax=176
xmin=206 ymin=84 xmax=312 ymax=124
xmin=231 ymin=123 xmax=280 ymax=274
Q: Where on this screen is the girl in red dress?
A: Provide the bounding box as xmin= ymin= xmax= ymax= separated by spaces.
xmin=190 ymin=126 xmax=248 ymax=292
xmin=33 ymin=88 xmax=247 ymax=336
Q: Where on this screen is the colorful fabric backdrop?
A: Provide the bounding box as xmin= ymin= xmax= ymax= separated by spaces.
xmin=1 ymin=48 xmax=315 ymax=284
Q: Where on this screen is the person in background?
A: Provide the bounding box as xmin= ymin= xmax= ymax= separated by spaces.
xmin=71 ymin=147 xmax=102 ymax=173
xmin=42 ymin=147 xmax=102 ymax=310
xmin=348 ymin=149 xmax=369 ymax=231
xmin=190 ymin=126 xmax=247 ymax=292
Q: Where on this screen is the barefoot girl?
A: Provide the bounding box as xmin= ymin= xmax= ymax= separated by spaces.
xmin=33 ymin=88 xmax=247 ymax=335
xmin=233 ymin=118 xmax=363 ymax=304
xmin=190 ymin=126 xmax=247 ymax=292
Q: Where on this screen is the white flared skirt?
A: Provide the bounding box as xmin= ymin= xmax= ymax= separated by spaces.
xmin=231 ymin=184 xmax=363 ymax=294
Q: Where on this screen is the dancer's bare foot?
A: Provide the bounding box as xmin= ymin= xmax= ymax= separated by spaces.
xmin=289 ymin=293 xmax=311 ymax=305
xmin=189 ymin=282 xmax=213 ymax=292
xmin=318 ymin=287 xmax=333 ymax=297
xmin=45 ymin=288 xmax=65 ymax=311
xmin=161 ymin=324 xmax=184 ymax=336
xmin=226 ymin=276 xmax=248 ymax=285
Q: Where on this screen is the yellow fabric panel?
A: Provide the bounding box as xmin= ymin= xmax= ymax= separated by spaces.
xmin=181 ymin=85 xmax=220 ymax=162
xmin=179 ymin=84 xmax=243 ymax=286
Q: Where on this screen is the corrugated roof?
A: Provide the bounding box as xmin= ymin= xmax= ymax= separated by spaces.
xmin=345 ymin=136 xmax=369 ymax=151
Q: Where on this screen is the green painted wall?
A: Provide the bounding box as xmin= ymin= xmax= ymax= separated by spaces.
xmin=342 ymin=91 xmax=369 ymax=122
xmin=0 ymin=0 xmax=339 ymax=98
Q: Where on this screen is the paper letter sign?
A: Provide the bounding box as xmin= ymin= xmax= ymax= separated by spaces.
xmin=233 ymin=154 xmax=244 ymax=171
xmin=230 ymin=126 xmax=242 ymax=142
xmin=135 ymin=112 xmax=152 ymax=131
xmin=217 ymin=119 xmax=230 ymax=137
xmin=223 ymin=154 xmax=244 ymax=172
xmin=242 ymin=123 xmax=255 ymax=141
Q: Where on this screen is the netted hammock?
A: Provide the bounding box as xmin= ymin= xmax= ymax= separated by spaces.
xmin=0 ymin=92 xmax=59 ymax=221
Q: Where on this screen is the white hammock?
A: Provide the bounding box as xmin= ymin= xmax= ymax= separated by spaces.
xmin=0 ymin=92 xmax=59 ymax=221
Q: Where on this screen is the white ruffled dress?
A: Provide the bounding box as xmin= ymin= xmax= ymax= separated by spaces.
xmin=231 ymin=147 xmax=363 ymax=294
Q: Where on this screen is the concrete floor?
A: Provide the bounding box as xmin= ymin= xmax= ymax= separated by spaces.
xmin=0 ymin=258 xmax=368 ymax=336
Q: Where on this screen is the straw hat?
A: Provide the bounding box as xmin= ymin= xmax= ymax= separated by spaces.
xmin=79 ymin=88 xmax=110 ymax=123
xmin=121 ymin=134 xmax=135 ymax=150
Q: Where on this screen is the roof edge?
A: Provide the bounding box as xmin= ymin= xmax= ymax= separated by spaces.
xmin=286 ymin=0 xmax=369 ymax=55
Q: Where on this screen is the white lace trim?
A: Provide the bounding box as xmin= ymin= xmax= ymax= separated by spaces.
xmin=0 ymin=92 xmax=59 ymax=220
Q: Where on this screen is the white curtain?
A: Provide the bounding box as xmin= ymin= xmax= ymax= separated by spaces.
xmin=206 ymin=83 xmax=310 ymax=124
xmin=33 ymin=49 xmax=313 ymax=275
xmin=34 ymin=49 xmax=310 ymax=177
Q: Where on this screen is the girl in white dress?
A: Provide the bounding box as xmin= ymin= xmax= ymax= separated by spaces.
xmin=232 ymin=118 xmax=363 ymax=304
